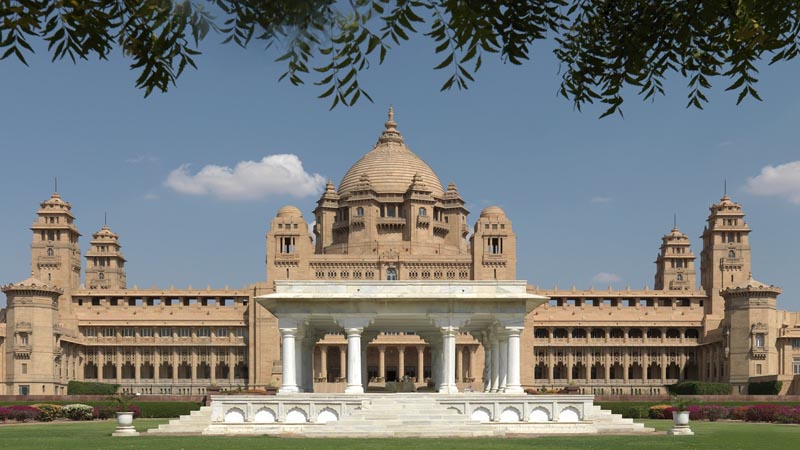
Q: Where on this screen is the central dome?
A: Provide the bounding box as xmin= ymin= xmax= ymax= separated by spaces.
xmin=338 ymin=108 xmax=444 ymax=198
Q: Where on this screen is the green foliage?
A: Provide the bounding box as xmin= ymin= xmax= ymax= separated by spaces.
xmin=2 ymin=1 xmax=798 ymax=116
xmin=748 ymin=380 xmax=783 ymax=395
xmin=667 ymin=381 xmax=733 ymax=395
xmin=135 ymin=401 xmax=201 ymax=418
xmin=67 ymin=380 xmax=119 ymax=395
xmin=29 ymin=404 xmax=62 ymax=422
xmin=597 ymin=402 xmax=650 ymax=418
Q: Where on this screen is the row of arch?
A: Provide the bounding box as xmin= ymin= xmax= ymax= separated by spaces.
xmin=534 ymin=328 xmax=699 ymax=340
xmin=221 ymin=405 xmax=581 ymax=424
xmin=83 ymin=361 xmax=248 ymax=380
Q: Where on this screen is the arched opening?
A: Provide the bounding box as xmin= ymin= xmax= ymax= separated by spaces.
xmin=386 ymin=267 xmax=397 ymax=281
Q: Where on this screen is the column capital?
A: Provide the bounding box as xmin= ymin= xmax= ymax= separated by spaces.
xmin=334 ymin=316 xmax=374 ymax=331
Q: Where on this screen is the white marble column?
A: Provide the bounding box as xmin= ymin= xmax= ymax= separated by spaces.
xmin=439 ymin=327 xmax=458 ymax=393
xmin=279 ymin=327 xmax=299 ymax=393
xmin=294 ymin=331 xmax=305 ymax=392
xmin=483 ymin=342 xmax=492 ymax=392
xmin=505 ymin=327 xmax=524 ymax=394
xmin=498 ymin=334 xmax=508 ymax=392
xmin=490 ymin=336 xmax=500 ymax=392
xmin=345 ymin=327 xmax=364 ymax=394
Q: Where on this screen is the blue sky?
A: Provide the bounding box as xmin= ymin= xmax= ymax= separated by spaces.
xmin=1 ymin=30 xmax=799 ymax=311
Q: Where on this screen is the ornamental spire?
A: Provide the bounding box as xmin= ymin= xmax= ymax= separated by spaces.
xmin=378 ymin=105 xmax=404 ymax=144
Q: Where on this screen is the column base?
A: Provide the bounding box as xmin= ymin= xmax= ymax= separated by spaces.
xmin=438 ymin=385 xmax=459 ymax=394
xmin=667 ymin=425 xmax=694 ymax=436
xmin=112 ymin=426 xmax=139 ymax=437
xmin=345 ymin=385 xmax=364 ymax=394
xmin=278 ymin=385 xmax=300 ymax=394
xmin=503 ymin=385 xmax=524 ymax=394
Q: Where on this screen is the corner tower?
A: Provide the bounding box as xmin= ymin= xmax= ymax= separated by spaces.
xmin=471 ymin=206 xmax=517 ymax=280
xmin=654 ymin=225 xmax=696 ymax=290
xmin=30 ymin=192 xmax=81 ymax=290
xmin=85 ymin=224 xmax=127 ymax=290
xmin=700 ymin=195 xmax=752 ymax=316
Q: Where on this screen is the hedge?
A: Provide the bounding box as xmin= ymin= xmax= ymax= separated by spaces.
xmin=748 ymin=381 xmax=783 ymax=395
xmin=67 ymin=380 xmax=120 ymax=395
xmin=596 ymin=402 xmax=650 ymax=419
xmin=666 ymin=381 xmax=732 ymax=395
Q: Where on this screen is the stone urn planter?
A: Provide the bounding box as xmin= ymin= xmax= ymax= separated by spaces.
xmin=667 ymin=397 xmax=694 ymax=436
xmin=111 ymin=394 xmax=139 ymax=437
xmin=112 ymin=411 xmax=139 ymax=436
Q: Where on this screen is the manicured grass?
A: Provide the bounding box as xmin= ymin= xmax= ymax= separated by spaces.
xmin=0 ymin=419 xmax=798 ymax=450
xmin=0 ymin=401 xmax=201 ymax=418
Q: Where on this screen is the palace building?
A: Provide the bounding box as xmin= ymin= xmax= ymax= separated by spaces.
xmin=2 ymin=108 xmax=799 ymax=398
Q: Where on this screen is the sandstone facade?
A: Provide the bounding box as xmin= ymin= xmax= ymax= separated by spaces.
xmin=2 ymin=108 xmax=799 ymax=396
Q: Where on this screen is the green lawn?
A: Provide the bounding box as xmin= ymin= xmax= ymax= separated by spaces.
xmin=0 ymin=419 xmax=798 ymax=450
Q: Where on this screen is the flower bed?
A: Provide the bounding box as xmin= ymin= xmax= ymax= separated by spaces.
xmin=0 ymin=403 xmax=142 ymax=423
xmin=647 ymin=404 xmax=800 ymax=424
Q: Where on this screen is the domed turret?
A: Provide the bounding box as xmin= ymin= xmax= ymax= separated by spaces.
xmin=480 ymin=206 xmax=506 ymax=218
xmin=85 ymin=222 xmax=126 ymax=290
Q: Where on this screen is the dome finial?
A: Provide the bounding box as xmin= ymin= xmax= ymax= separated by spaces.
xmin=378 ymin=105 xmax=403 ymax=144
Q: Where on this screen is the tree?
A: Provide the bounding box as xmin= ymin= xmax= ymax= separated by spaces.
xmin=2 ymin=1 xmax=797 ymax=117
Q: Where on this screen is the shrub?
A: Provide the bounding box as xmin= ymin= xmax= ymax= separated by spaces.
xmin=0 ymin=406 xmax=10 ymax=422
xmin=92 ymin=406 xmax=116 ymax=420
xmin=67 ymin=380 xmax=120 ymax=395
xmin=775 ymin=406 xmax=800 ymax=424
xmin=136 ymin=402 xmax=202 ymax=418
xmin=667 ymin=381 xmax=732 ymax=395
xmin=748 ymin=381 xmax=783 ymax=395
xmin=7 ymin=405 xmax=41 ymax=422
xmin=648 ymin=404 xmax=673 ymax=419
xmin=62 ymin=404 xmax=94 ymax=421
xmin=730 ymin=406 xmax=750 ymax=421
xmin=744 ymin=404 xmax=785 ymax=423
xmin=30 ymin=404 xmax=63 ymax=422
xmin=698 ymin=405 xmax=731 ymax=421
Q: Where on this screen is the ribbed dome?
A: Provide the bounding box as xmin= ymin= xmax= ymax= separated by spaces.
xmin=338 ymin=108 xmax=444 ymax=198
xmin=480 ymin=206 xmax=506 ymax=217
xmin=277 ymin=205 xmax=303 ymax=218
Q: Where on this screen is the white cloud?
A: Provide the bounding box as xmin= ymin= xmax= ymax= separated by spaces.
xmin=591 ymin=272 xmax=621 ymax=284
xmin=164 ymin=154 xmax=325 ymax=200
xmin=745 ymin=161 xmax=800 ymax=204
xmin=590 ymin=196 xmax=612 ymax=203
xmin=143 ymin=193 xmax=159 ymax=201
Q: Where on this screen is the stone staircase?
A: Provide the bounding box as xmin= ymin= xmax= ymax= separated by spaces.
xmin=147 ymin=406 xmax=213 ymax=435
xmin=144 ymin=396 xmax=654 ymax=437
xmin=301 ymin=396 xmax=498 ymax=438
xmin=588 ymin=405 xmax=655 ymax=434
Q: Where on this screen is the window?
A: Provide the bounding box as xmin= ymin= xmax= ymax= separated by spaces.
xmin=418 ymin=207 xmax=426 ymax=217
xmin=140 ymin=327 xmax=154 ymax=337
xmin=20 ymin=333 xmax=28 ymax=346
xmin=178 ymin=328 xmax=192 ymax=338
xmin=82 ymin=328 xmax=97 ymax=337
xmin=386 ymin=267 xmax=398 ymax=281
xmin=217 ymin=328 xmax=228 ymax=338
xmin=754 ymin=333 xmax=765 ymax=348
xmin=728 ymin=250 xmax=736 ymax=258
xmin=160 ymin=327 xmax=173 ymax=338
xmin=793 ymin=357 xmax=800 ymax=375
xmin=676 ymin=274 xmax=684 ymax=281
xmin=235 ymin=328 xmax=247 ymax=338
xmin=103 ymin=327 xmax=115 ymax=337
xmin=46 ymin=248 xmax=54 ymax=256
xmin=356 ymin=207 xmax=364 ymax=217
xmin=18 ymin=385 xmax=29 ymax=396
xmin=121 ymin=327 xmax=135 ymax=337
xmin=98 ymin=272 xmax=105 ymax=280
xmin=197 ymin=327 xmax=211 ymax=338
xmin=792 ymin=338 xmax=800 ymax=349
xmin=487 ymin=237 xmax=502 ymax=255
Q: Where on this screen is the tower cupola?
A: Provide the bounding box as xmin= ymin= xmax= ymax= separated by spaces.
xmin=654 ymin=224 xmax=696 ymax=290
xmin=85 ymin=223 xmax=127 ymax=290
xmin=30 ymin=191 xmax=81 ymax=290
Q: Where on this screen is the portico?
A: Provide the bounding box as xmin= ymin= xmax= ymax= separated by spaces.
xmin=257 ymin=280 xmax=547 ymax=394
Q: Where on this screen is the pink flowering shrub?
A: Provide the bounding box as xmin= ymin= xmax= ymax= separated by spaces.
xmin=7 ymin=405 xmax=41 ymax=422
